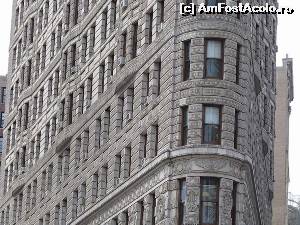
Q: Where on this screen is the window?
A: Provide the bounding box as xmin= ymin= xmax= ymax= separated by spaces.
xmin=200 ymin=177 xmax=219 ymax=225
xmin=263 ymin=96 xmax=268 ymax=128
xmin=141 ymin=133 xmax=147 ymax=159
xmin=140 ymin=201 xmax=144 ymax=225
xmin=79 ymin=85 xmax=85 ymax=115
xmin=183 ymin=40 xmax=191 ymax=81
xmin=156 ymin=61 xmax=161 ymax=96
xmin=147 ymin=10 xmax=153 ymax=45
xmin=89 ymin=24 xmax=96 ymax=56
xmin=0 ymin=137 xmax=3 ymax=153
xmin=132 ymin=22 xmax=138 ymax=58
xmin=1 ymin=87 xmax=6 ymax=103
xmin=159 ymin=0 xmax=165 ymax=23
xmin=205 ymin=39 xmax=223 ymax=78
xmin=72 ymin=189 xmax=78 ymax=219
xmin=73 ymin=0 xmax=79 ymax=25
xmin=104 ymin=107 xmax=111 ymax=141
xmin=151 ymin=193 xmax=156 ymax=225
xmin=121 ymin=31 xmax=127 ymax=62
xmin=0 ymin=113 xmax=5 ymax=128
xmin=234 ymin=110 xmax=239 ymax=149
xmin=231 ymin=182 xmax=237 ymax=225
xmin=101 ymin=10 xmax=108 ymax=41
xmin=24 ymin=102 xmax=29 ymax=130
xmin=115 ymin=154 xmax=121 ymax=182
xmin=61 ymin=198 xmax=67 ymax=225
xmin=153 ymin=124 xmax=159 ymax=156
xmin=71 ymin=43 xmax=77 ymax=68
xmin=236 ymin=44 xmax=241 ymax=84
xmin=92 ymin=172 xmax=99 ymax=203
xmin=203 ymin=106 xmax=221 ymax=145
xmin=178 ymin=178 xmax=187 ymax=225
xmin=68 ymin=93 xmax=73 ymax=125
xmin=180 ymin=106 xmax=189 ymax=146
xmin=255 ymin=24 xmax=259 ymax=57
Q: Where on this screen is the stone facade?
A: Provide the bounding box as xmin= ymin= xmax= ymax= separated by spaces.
xmin=0 ymin=0 xmax=277 ymax=225
xmin=272 ymin=57 xmax=294 ymax=225
xmin=0 ymin=75 xmax=7 ymax=166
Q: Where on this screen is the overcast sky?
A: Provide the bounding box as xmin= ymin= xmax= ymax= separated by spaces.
xmin=0 ymin=1 xmax=298 ymax=195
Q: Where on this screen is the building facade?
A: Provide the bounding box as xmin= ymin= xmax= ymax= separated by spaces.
xmin=272 ymin=57 xmax=294 ymax=225
xmin=0 ymin=0 xmax=277 ymax=225
xmin=0 ymin=75 xmax=7 ymax=165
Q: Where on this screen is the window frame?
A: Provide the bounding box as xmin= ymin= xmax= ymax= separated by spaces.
xmin=204 ymin=38 xmax=224 ymax=79
xmin=200 ymin=177 xmax=220 ymax=225
xmin=202 ymin=105 xmax=222 ymax=145
xmin=182 ymin=40 xmax=191 ymax=81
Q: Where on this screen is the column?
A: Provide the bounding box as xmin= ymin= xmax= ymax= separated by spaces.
xmin=219 ymin=178 xmax=234 ymax=225
xmin=185 ymin=176 xmax=200 ymax=224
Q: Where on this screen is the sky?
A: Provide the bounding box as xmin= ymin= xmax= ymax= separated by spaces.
xmin=0 ymin=1 xmax=298 ymax=195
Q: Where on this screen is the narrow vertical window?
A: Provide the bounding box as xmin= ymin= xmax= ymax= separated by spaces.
xmin=61 ymin=198 xmax=67 ymax=225
xmin=140 ymin=201 xmax=144 ymax=225
xmin=159 ymin=0 xmax=165 ymax=23
xmin=178 ymin=178 xmax=186 ymax=225
xmin=263 ymin=96 xmax=268 ymax=128
xmin=72 ymin=189 xmax=78 ymax=219
xmin=236 ymin=44 xmax=241 ymax=84
xmin=151 ymin=194 xmax=156 ymax=225
xmin=181 ymin=106 xmax=189 ymax=146
xmin=205 ymin=39 xmax=223 ymax=79
xmin=255 ymin=24 xmax=259 ymax=57
xmin=203 ymin=105 xmax=222 ymax=145
xmin=68 ymin=93 xmax=73 ymax=125
xmin=156 ymin=61 xmax=161 ymax=96
xmin=92 ymin=172 xmax=99 ymax=203
xmin=234 ymin=110 xmax=239 ymax=149
xmin=74 ymin=0 xmax=79 ymax=25
xmin=147 ymin=10 xmax=153 ymax=45
xmin=183 ymin=40 xmax=191 ymax=81
xmin=200 ymin=177 xmax=219 ymax=225
xmin=132 ymin=22 xmax=138 ymax=58
xmin=231 ymin=182 xmax=237 ymax=225
xmin=89 ymin=24 xmax=96 ymax=57
xmin=141 ymin=133 xmax=147 ymax=159
xmin=79 ymin=85 xmax=85 ymax=115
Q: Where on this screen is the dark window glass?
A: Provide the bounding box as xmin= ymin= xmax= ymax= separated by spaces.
xmin=236 ymin=44 xmax=241 ymax=84
xmin=234 ymin=110 xmax=239 ymax=149
xmin=183 ymin=40 xmax=191 ymax=81
xmin=132 ymin=22 xmax=138 ymax=58
xmin=178 ymin=179 xmax=186 ymax=225
xmin=231 ymin=182 xmax=237 ymax=225
xmin=148 ymin=11 xmax=153 ymax=44
xmin=203 ymin=106 xmax=221 ymax=144
xmin=181 ymin=106 xmax=189 ymax=146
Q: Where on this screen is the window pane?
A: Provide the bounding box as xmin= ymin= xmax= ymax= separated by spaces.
xmin=204 ymin=124 xmax=220 ymax=144
xmin=180 ymin=179 xmax=187 ymax=202
xmin=206 ymin=58 xmax=222 ymax=78
xmin=201 ymin=202 xmax=217 ymax=224
xmin=205 ymin=107 xmax=220 ymax=124
xmin=202 ymin=184 xmax=218 ymax=202
xmin=207 ymin=40 xmax=222 ymax=59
